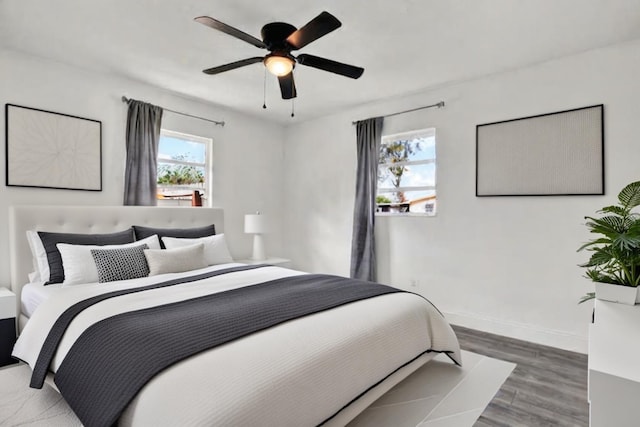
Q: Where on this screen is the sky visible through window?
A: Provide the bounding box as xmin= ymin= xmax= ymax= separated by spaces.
xmin=158 ymin=135 xmax=206 ymax=163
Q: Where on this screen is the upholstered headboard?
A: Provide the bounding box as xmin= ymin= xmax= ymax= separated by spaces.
xmin=8 ymin=205 xmax=225 ymax=301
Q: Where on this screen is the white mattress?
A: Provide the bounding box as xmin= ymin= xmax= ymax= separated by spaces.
xmin=21 ymin=282 xmax=62 ymax=318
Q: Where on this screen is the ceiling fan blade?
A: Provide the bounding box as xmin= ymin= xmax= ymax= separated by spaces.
xmin=203 ymin=57 xmax=264 ymax=75
xmin=296 ymin=54 xmax=364 ymax=79
xmin=194 ymin=16 xmax=267 ymax=49
xmin=278 ymin=73 xmax=297 ymax=99
xmin=286 ymin=11 xmax=341 ymax=50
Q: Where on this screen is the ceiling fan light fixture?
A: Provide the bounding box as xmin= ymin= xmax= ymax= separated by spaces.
xmin=264 ymin=55 xmax=294 ymax=76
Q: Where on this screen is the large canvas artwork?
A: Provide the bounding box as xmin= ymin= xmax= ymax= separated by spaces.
xmin=5 ymin=104 xmax=102 ymax=191
xmin=476 ymin=104 xmax=604 ymax=196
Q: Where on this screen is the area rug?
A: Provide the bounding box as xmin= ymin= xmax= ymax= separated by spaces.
xmin=0 ymin=363 xmax=80 ymax=426
xmin=0 ymin=350 xmax=513 ymax=426
xmin=347 ymin=351 xmax=515 ymax=427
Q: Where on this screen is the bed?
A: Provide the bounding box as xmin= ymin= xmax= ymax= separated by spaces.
xmin=8 ymin=205 xmax=461 ymax=427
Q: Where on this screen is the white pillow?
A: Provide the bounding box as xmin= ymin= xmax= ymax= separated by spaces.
xmin=26 ymin=230 xmax=49 ymax=282
xmin=162 ymin=234 xmax=233 ymax=266
xmin=28 ymin=271 xmax=40 ymax=283
xmin=57 ymin=235 xmax=161 ymax=286
xmin=144 ymin=243 xmax=207 ymax=276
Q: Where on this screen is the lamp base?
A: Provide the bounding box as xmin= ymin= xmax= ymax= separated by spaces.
xmin=251 ymin=234 xmax=266 ymax=261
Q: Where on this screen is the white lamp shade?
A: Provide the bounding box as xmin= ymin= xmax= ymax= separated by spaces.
xmin=244 ymin=214 xmax=267 ymax=234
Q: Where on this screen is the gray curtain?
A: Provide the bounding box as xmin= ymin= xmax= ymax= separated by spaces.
xmin=123 ymin=99 xmax=163 ymax=206
xmin=350 ymin=117 xmax=384 ymax=281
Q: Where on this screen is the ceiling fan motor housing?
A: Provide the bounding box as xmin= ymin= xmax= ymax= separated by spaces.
xmin=261 ymin=22 xmax=297 ymax=50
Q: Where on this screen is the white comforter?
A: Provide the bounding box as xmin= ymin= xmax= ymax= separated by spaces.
xmin=13 ymin=264 xmax=461 ymax=426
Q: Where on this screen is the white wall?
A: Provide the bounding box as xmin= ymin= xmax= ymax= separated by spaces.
xmin=283 ymin=39 xmax=640 ymax=353
xmin=0 ymin=49 xmax=285 ymax=286
xmin=5 ymin=37 xmax=640 ymax=353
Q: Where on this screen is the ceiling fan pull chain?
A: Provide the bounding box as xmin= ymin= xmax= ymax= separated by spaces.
xmin=291 ymin=72 xmax=295 ymax=118
xmin=262 ymin=67 xmax=267 ymax=109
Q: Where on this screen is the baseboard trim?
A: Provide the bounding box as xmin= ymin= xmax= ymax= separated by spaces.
xmin=444 ymin=311 xmax=588 ymax=354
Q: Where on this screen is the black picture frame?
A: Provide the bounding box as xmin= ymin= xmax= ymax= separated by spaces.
xmin=475 ymin=104 xmax=604 ymax=197
xmin=5 ymin=103 xmax=102 ymax=191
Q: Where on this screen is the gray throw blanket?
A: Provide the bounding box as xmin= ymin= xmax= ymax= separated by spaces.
xmin=30 ymin=264 xmax=267 ymax=389
xmin=44 ymin=273 xmax=403 ymax=427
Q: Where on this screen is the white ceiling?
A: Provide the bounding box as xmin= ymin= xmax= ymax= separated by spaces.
xmin=2 ymin=0 xmax=640 ymax=124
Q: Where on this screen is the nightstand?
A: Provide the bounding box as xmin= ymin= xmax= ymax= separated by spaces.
xmin=0 ymin=287 xmax=17 ymax=367
xmin=237 ymin=257 xmax=291 ymax=267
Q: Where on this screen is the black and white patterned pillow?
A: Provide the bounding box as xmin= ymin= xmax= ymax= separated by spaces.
xmin=90 ymin=244 xmax=150 ymax=283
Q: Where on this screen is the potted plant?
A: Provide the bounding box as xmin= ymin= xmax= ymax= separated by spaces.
xmin=578 ymin=181 xmax=640 ymax=304
xmin=376 ymin=195 xmax=392 ymax=212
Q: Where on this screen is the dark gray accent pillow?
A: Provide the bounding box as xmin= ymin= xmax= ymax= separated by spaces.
xmin=38 ymin=228 xmax=135 ymax=285
xmin=91 ymin=244 xmax=150 ymax=283
xmin=132 ymin=224 xmax=216 ymax=248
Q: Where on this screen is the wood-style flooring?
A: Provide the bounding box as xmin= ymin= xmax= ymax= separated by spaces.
xmin=451 ymin=325 xmax=589 ymax=427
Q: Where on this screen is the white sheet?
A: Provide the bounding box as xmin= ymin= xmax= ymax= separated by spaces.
xmin=13 ymin=264 xmax=461 ymax=426
xmin=20 ymin=282 xmax=61 ymax=318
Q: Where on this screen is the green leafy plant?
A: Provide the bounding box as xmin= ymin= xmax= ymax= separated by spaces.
xmin=376 ymin=195 xmax=392 ymax=204
xmin=157 ymin=164 xmax=204 ymax=185
xmin=577 ymin=181 xmax=640 ymax=302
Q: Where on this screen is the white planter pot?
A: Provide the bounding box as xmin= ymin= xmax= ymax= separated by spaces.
xmin=594 ymin=282 xmax=638 ymax=305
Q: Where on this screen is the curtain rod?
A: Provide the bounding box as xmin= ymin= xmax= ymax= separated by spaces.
xmin=121 ymin=96 xmax=225 ymax=127
xmin=351 ymin=101 xmax=445 ymax=125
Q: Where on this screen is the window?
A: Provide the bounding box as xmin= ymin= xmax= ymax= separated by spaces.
xmin=156 ymin=130 xmax=211 ymax=206
xmin=377 ymin=128 xmax=436 ymax=216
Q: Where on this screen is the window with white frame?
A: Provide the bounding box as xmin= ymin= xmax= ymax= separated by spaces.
xmin=377 ymin=128 xmax=436 ymax=215
xmin=156 ymin=129 xmax=211 ymax=206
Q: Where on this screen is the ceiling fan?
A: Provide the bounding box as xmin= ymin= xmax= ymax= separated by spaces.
xmin=194 ymin=11 xmax=364 ymax=100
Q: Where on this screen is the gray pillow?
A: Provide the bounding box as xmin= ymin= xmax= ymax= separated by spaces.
xmin=133 ymin=224 xmax=216 ymax=248
xmin=91 ymin=244 xmax=150 ymax=283
xmin=38 ymin=228 xmax=135 ymax=285
xmin=144 ymin=243 xmax=207 ymax=276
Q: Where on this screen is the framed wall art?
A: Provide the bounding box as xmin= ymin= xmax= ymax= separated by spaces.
xmin=476 ymin=104 xmax=604 ymax=196
xmin=5 ymin=103 xmax=102 ymax=191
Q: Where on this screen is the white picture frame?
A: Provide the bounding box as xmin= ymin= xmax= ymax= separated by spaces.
xmin=5 ymin=104 xmax=102 ymax=191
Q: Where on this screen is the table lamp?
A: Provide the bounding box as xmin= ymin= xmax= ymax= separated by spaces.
xmin=244 ymin=212 xmax=267 ymax=261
